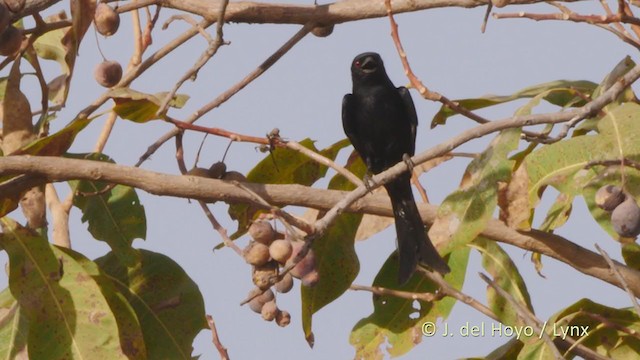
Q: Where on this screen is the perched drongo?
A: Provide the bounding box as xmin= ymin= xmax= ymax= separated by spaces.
xmin=342 ymin=52 xmax=450 ymax=283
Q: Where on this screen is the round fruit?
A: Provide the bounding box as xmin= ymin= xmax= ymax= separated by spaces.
xmin=186 ymin=167 xmax=210 ymax=178
xmin=595 ymin=185 xmax=625 ymax=212
xmin=94 ymin=3 xmax=120 ymax=36
xmin=208 ymin=161 xmax=227 ymax=179
xmin=249 ymin=221 xmax=276 ymax=245
xmin=274 ymin=273 xmax=293 ymax=293
xmin=0 ymin=3 xmax=10 ymax=35
xmin=222 ymin=170 xmax=247 ymax=182
xmin=243 ymin=241 xmax=270 ymax=266
xmin=311 ymin=24 xmax=334 ymax=37
xmin=94 ymin=60 xmax=122 ymax=87
xmin=611 ymin=196 xmax=640 ymax=238
xmin=275 ymin=310 xmax=291 ymax=327
xmin=287 ymin=242 xmax=316 ymax=279
xmin=0 ymin=25 xmax=22 ymax=56
xmin=247 ymin=288 xmax=274 ymax=314
xmin=252 ymin=261 xmax=278 ymax=290
xmin=261 ymin=300 xmax=278 ymax=321
xmin=301 ymin=269 xmax=319 ymax=287
xmin=269 ymin=239 xmax=293 ymax=264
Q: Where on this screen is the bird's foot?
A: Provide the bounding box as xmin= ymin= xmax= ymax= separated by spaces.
xmin=402 ymin=153 xmax=415 ymax=173
xmin=363 ymin=173 xmax=375 ymax=193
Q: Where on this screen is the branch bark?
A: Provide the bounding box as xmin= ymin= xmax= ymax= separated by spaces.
xmin=114 ymin=0 xmax=588 ymax=26
xmin=1 ymin=155 xmax=639 ymax=297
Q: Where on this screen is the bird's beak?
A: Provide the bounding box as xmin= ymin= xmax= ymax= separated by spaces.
xmin=360 ymin=57 xmax=376 ymax=73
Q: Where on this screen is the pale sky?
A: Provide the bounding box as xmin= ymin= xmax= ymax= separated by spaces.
xmin=1 ymin=1 xmax=636 ymax=359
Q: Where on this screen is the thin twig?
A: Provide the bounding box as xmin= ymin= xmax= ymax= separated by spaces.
xmin=595 ymin=244 xmax=640 ymax=316
xmin=385 ymin=0 xmax=491 ymax=125
xmin=206 ymin=315 xmax=230 ymax=360
xmin=349 ymin=283 xmax=442 ymax=303
xmin=156 ymin=0 xmax=230 ymax=116
xmin=584 ymin=158 xmax=640 ymax=172
xmin=479 ymin=273 xmax=564 ymax=359
xmin=286 ymin=140 xmax=362 ymax=187
xmin=199 ymin=201 xmax=243 ymax=256
xmin=136 ymin=23 xmax=313 ymax=166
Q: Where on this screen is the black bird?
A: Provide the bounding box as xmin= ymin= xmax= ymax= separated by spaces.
xmin=342 ymin=52 xmax=450 ymax=283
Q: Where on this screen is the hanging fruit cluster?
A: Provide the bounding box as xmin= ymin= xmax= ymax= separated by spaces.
xmin=93 ymin=3 xmax=123 ymax=88
xmin=243 ymin=219 xmax=318 ymax=327
xmin=595 ymin=185 xmax=640 ymax=238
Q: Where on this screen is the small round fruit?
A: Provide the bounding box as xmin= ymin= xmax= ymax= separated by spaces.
xmin=611 ymin=196 xmax=640 ymax=238
xmin=208 ymin=161 xmax=227 ymax=179
xmin=261 ymin=300 xmax=278 ymax=321
xmin=274 ymin=273 xmax=293 ymax=293
xmin=94 ymin=60 xmax=122 ymax=87
xmin=288 ymin=242 xmax=316 ymax=279
xmin=595 ymin=185 xmax=626 ymax=212
xmin=243 ymin=242 xmax=270 ymax=266
xmin=249 ymin=221 xmax=276 ymax=245
xmin=252 ymin=261 xmax=278 ymax=290
xmin=0 ymin=3 xmax=10 ymax=34
xmin=0 ymin=26 xmax=22 ymax=56
xmin=311 ymin=24 xmax=334 ymax=38
xmin=276 ymin=310 xmax=291 ymax=327
xmin=247 ymin=288 xmax=274 ymax=314
xmin=222 ymin=170 xmax=247 ymax=182
xmin=301 ymin=269 xmax=319 ymax=287
xmin=94 ymin=3 xmax=120 ymax=36
xmin=269 ymin=239 xmax=293 ymax=264
xmin=186 ymin=167 xmax=210 ymax=178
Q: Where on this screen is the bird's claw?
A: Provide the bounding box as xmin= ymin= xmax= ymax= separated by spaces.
xmin=363 ymin=173 xmax=375 ymax=193
xmin=402 ymin=153 xmax=415 ymax=173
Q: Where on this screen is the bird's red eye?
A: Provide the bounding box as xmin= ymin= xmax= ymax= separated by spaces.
xmin=355 ymin=60 xmax=361 ymax=67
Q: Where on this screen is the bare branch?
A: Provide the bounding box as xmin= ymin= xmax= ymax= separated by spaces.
xmin=2 ymin=155 xmax=640 ymax=296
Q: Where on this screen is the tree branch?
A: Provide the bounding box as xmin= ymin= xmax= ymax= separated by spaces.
xmin=1 ymin=155 xmax=639 ymax=297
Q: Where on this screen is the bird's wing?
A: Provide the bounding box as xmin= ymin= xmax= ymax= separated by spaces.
xmin=398 ymin=87 xmax=418 ymax=155
xmin=342 ymin=94 xmax=365 ymax=153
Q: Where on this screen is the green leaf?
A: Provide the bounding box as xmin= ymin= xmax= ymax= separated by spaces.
xmin=0 ymin=218 xmax=130 ymax=359
xmin=228 ymin=138 xmax=350 ymax=239
xmin=429 ymin=128 xmax=520 ymax=254
xmin=622 ymin=243 xmax=640 ymax=271
xmin=541 ymin=299 xmax=640 ymax=358
xmin=68 ymin=153 xmax=146 ymax=266
xmin=110 ymin=88 xmax=190 ymax=123
xmin=471 ymin=238 xmax=533 ymax=326
xmin=350 ymin=247 xmax=470 ymax=358
xmin=0 ymin=288 xmax=29 ymax=359
xmin=484 ymin=338 xmax=524 ymax=360
xmin=539 ymin=193 xmax=573 ymax=232
xmin=301 ymin=153 xmax=365 ymax=345
xmin=96 ymin=249 xmax=207 ymax=360
xmin=574 ymin=56 xmax=637 ymax=136
xmin=18 ymin=115 xmax=92 ymax=156
xmin=524 ymin=102 xmax=640 ymax=236
xmin=431 ymin=80 xmax=596 ymax=127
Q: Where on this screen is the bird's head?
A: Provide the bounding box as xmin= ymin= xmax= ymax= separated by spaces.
xmin=350 ymin=52 xmax=389 ymax=85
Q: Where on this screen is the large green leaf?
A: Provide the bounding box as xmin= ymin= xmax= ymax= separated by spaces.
xmin=471 ymin=238 xmax=533 ymax=326
xmin=0 ymin=288 xmax=28 ymax=359
xmin=350 ymin=247 xmax=470 ymax=358
xmin=0 ymin=218 xmax=129 ymax=359
xmin=301 ymin=152 xmax=365 ymax=345
xmin=523 ymin=102 xmax=640 ymax=236
xmin=68 ymin=153 xmax=146 ymax=266
xmin=429 ymin=128 xmax=520 ymax=254
xmin=519 ymin=299 xmax=640 ymax=359
xmin=18 ymin=116 xmax=92 ymax=156
xmin=431 ymin=80 xmax=596 ymax=127
xmin=95 ymin=249 xmax=207 ymax=360
xmin=228 ymin=138 xmax=350 ymax=238
xmin=110 ymin=88 xmax=190 ymax=123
